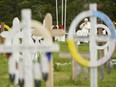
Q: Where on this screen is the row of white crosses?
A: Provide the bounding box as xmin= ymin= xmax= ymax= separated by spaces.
xmin=0 ymin=9 xmax=65 ymax=87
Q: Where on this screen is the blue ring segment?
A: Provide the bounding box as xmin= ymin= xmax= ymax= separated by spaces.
xmin=93 ymin=11 xmax=116 ymax=39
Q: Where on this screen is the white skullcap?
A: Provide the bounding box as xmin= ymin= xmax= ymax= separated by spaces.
xmin=84 ymin=18 xmax=88 ymax=21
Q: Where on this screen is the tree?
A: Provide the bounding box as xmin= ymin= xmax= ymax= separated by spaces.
xmin=0 ymin=0 xmax=115 ymax=29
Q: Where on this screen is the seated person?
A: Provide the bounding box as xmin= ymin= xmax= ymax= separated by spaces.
xmin=76 ymin=18 xmax=91 ymax=45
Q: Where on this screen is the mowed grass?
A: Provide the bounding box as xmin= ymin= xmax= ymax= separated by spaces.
xmin=54 ymin=41 xmax=116 ymax=87
xmin=0 ymin=41 xmax=116 ymax=87
xmin=0 ymin=55 xmax=15 ymax=87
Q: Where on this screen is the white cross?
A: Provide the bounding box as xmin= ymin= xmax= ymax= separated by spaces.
xmin=0 ymin=9 xmax=59 ymax=87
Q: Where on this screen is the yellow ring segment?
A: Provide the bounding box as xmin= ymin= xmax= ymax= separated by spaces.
xmin=4 ymin=24 xmax=10 ymax=31
xmin=68 ymin=39 xmax=90 ymax=67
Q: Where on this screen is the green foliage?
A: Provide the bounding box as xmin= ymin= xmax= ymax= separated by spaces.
xmin=0 ymin=0 xmax=115 ymax=30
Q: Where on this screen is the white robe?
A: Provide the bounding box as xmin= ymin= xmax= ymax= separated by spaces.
xmin=76 ymin=22 xmax=91 ymax=44
xmin=79 ymin=22 xmax=91 ymax=36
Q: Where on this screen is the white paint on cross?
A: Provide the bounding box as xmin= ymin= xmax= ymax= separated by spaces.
xmin=0 ymin=9 xmax=59 ymax=87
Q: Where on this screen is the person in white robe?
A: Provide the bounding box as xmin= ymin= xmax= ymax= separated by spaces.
xmin=76 ymin=18 xmax=91 ymax=45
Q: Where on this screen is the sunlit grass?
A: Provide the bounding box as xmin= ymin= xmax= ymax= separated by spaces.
xmin=0 ymin=41 xmax=116 ymax=87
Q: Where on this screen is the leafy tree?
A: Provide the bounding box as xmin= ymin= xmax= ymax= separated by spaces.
xmin=0 ymin=0 xmax=115 ymax=30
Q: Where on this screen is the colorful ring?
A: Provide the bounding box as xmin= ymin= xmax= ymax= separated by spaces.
xmin=67 ymin=10 xmax=116 ymax=67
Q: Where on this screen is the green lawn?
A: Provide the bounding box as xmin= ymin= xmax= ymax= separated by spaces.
xmin=53 ymin=41 xmax=116 ymax=87
xmin=0 ymin=55 xmax=15 ymax=87
xmin=0 ymin=41 xmax=116 ymax=87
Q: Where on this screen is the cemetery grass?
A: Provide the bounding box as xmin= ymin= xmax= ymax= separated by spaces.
xmin=0 ymin=42 xmax=116 ymax=87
